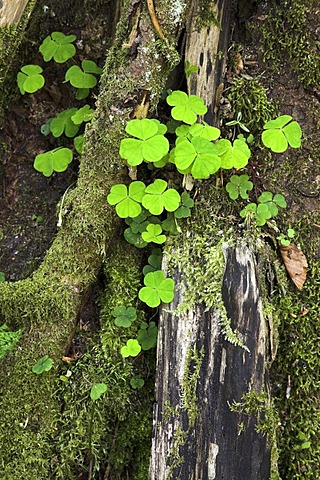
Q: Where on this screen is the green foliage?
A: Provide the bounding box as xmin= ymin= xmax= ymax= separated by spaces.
xmin=123 ymin=210 xmax=158 ymax=249
xmin=214 ymin=138 xmax=251 ymax=169
xmin=262 ymin=115 xmax=302 ymax=153
xmin=142 ymin=248 xmax=162 ymax=275
xmin=240 ymin=192 xmax=286 ymax=226
xmin=277 ymin=228 xmax=295 ymax=246
xmin=112 ymin=306 xmax=137 ymax=328
xmin=137 ymin=321 xmax=158 ymax=350
xmin=120 ymin=339 xmax=141 ymax=358
xmin=39 ymin=32 xmax=76 ymax=63
xmin=138 ymin=270 xmax=174 ymax=308
xmin=184 ymin=60 xmax=198 ymax=78
xmin=107 ymin=181 xmax=146 ymax=218
xmin=0 ymin=324 xmax=22 ymax=360
xmin=119 ymin=119 xmax=169 ymax=166
xmin=0 ymin=272 xmax=5 ymax=282
xmin=34 ymin=147 xmax=73 ymax=177
xmin=17 ymin=65 xmax=45 ymax=94
xmin=226 ymin=174 xmax=253 ymax=200
xmin=74 ymin=135 xmax=84 ymax=154
xmin=167 ymin=90 xmax=207 ymax=125
xmin=172 ymin=137 xmax=221 ymax=179
xmin=226 ymin=111 xmax=250 ymax=133
xmin=142 ymin=179 xmax=180 ymax=215
xmin=65 ymin=60 xmax=102 ymax=89
xmin=130 ymin=376 xmax=145 ymax=389
xmin=141 ymin=224 xmax=166 ymax=244
xmin=50 ymin=108 xmax=80 ymax=138
xmin=174 ymin=192 xmax=194 ymax=218
xmin=32 ymin=355 xmax=53 ymax=374
xmin=71 ymin=105 xmax=94 ymax=125
xmin=90 ymin=383 xmax=107 ymax=401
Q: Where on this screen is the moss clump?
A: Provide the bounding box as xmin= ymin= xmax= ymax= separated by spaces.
xmin=227 ymin=77 xmax=276 ymax=133
xmin=271 ymin=262 xmax=320 ymax=480
xmin=259 ymin=0 xmax=320 ymax=88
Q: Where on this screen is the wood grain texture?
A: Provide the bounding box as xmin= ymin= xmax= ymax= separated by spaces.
xmin=0 ymin=0 xmax=30 ymax=26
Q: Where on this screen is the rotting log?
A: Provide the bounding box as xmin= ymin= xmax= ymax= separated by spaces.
xmin=150 ymin=0 xmax=274 ymax=477
xmin=0 ymin=0 xmax=30 ymax=26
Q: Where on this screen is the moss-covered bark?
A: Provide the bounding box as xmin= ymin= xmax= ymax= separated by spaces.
xmin=0 ymin=0 xmax=186 ymax=477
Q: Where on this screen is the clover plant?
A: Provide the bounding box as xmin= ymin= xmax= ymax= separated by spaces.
xmin=142 ymin=248 xmax=162 ymax=275
xmin=142 ymin=179 xmax=180 ymax=215
xmin=119 ymin=119 xmax=169 ymax=166
xmin=0 ymin=324 xmax=22 ymax=360
xmin=71 ymin=105 xmax=94 ymax=125
xmin=32 ymin=355 xmax=53 ymax=374
xmin=172 ymin=137 xmax=221 ymax=178
xmin=214 ymin=138 xmax=251 ymax=169
xmin=130 ymin=376 xmax=145 ymax=389
xmin=262 ymin=115 xmax=302 ymax=152
xmin=174 ymin=191 xmax=194 ymax=218
xmin=184 ymin=60 xmax=198 ymax=78
xmin=50 ymin=108 xmax=80 ymax=138
xmin=121 ymin=339 xmax=141 ymax=358
xmin=124 ymin=211 xmax=160 ymax=248
xmin=240 ymin=191 xmax=286 ymax=226
xmin=17 ymin=65 xmax=45 ymax=94
xmin=141 ymin=224 xmax=166 ymax=244
xmin=112 ymin=306 xmax=137 ymax=328
xmin=39 ymin=32 xmax=76 ymax=63
xmin=226 ymin=174 xmax=253 ymax=200
xmin=277 ymin=228 xmax=295 ymax=246
xmin=139 ymin=270 xmax=174 ymax=308
xmin=166 ymin=90 xmax=207 ymax=124
xmin=65 ymin=60 xmax=102 ymax=89
xmin=74 ymin=135 xmax=84 ymax=154
xmin=107 ymin=181 xmax=145 ymax=218
xmin=90 ymin=383 xmax=107 ymax=401
xmin=137 ymin=321 xmax=158 ymax=350
xmin=34 ymin=147 xmax=73 ymax=176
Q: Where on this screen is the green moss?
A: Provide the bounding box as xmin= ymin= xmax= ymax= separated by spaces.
xmin=181 ymin=345 xmax=204 ymax=427
xmin=271 ymin=262 xmax=320 ymax=480
xmin=227 ymin=77 xmax=276 ymax=133
xmin=258 ymin=0 xmax=320 ymax=87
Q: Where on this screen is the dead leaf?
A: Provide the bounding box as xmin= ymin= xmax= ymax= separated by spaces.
xmin=279 ymin=243 xmax=308 ymax=290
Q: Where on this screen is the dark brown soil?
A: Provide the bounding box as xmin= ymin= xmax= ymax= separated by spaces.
xmin=0 ymin=0 xmax=114 ymax=281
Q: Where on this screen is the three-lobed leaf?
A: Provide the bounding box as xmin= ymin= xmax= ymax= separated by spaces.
xmin=17 ymin=65 xmax=45 ymax=94
xmin=138 ymin=270 xmax=174 ymax=307
xmin=226 ymin=174 xmax=253 ymax=200
xmin=111 ymin=305 xmax=137 ymax=327
xmin=137 ymin=321 xmax=158 ymax=350
xmin=142 ymin=179 xmax=180 ymax=215
xmin=32 ymin=355 xmax=53 ymax=374
xmin=50 ymin=108 xmax=80 ymax=138
xmin=71 ymin=105 xmax=94 ymax=125
xmin=107 ymin=181 xmax=146 ymax=218
xmin=141 ymin=224 xmax=166 ymax=244
xmin=34 ymin=147 xmax=73 ymax=176
xmin=167 ymin=90 xmax=207 ymax=125
xmin=262 ymin=115 xmax=302 ymax=152
xmin=173 ymin=137 xmax=221 ymax=179
xmin=90 ymin=383 xmax=107 ymax=401
xmin=39 ymin=31 xmax=76 ymax=63
xmin=119 ymin=119 xmax=169 ymax=166
xmin=121 ymin=339 xmax=141 ymax=358
xmin=215 ymin=138 xmax=251 ymax=169
xmin=65 ymin=60 xmax=102 ymax=89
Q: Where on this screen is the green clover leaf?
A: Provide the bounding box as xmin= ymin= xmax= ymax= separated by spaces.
xmin=34 ymin=147 xmax=73 ymax=177
xmin=174 ymin=191 xmax=194 ymax=218
xmin=141 ymin=224 xmax=166 ymax=244
xmin=173 ymin=137 xmax=221 ymax=179
xmin=119 ymin=119 xmax=169 ymax=166
xmin=167 ymin=90 xmax=207 ymax=125
xmin=71 ymin=105 xmax=94 ymax=125
xmin=138 ymin=270 xmax=174 ymax=307
xmin=188 ymin=122 xmax=220 ymax=141
xmin=262 ymin=115 xmax=302 ymax=152
xmin=107 ymin=181 xmax=146 ymax=218
xmin=90 ymin=383 xmax=107 ymax=401
xmin=111 ymin=306 xmax=137 ymax=327
xmin=17 ymin=65 xmax=45 ymax=94
xmin=226 ymin=174 xmax=253 ymax=200
xmin=161 ymin=213 xmax=180 ymax=235
xmin=142 ymin=248 xmax=162 ymax=275
xmin=39 ymin=32 xmax=76 ymax=63
xmin=130 ymin=376 xmax=145 ymax=389
xmin=121 ymin=339 xmax=141 ymax=358
xmin=32 ymin=355 xmax=53 ymax=374
xmin=137 ymin=321 xmax=158 ymax=350
xmin=74 ymin=135 xmax=84 ymax=154
xmin=142 ymin=179 xmax=180 ymax=215
xmin=215 ymin=138 xmax=251 ymax=169
xmin=65 ymin=60 xmax=102 ymax=89
xmin=258 ymin=191 xmax=287 ymax=217
xmin=0 ymin=272 xmax=5 ymax=283
xmin=124 ymin=229 xmax=147 ymax=248
xmin=0 ymin=324 xmax=21 ymax=360
xmin=50 ymin=108 xmax=80 ymax=138
xmin=240 ymin=203 xmax=271 ymax=226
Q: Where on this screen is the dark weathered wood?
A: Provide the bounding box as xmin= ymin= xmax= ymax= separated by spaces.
xmin=150 ymin=245 xmax=271 ymax=479
xmin=150 ymin=0 xmax=273 ymax=477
